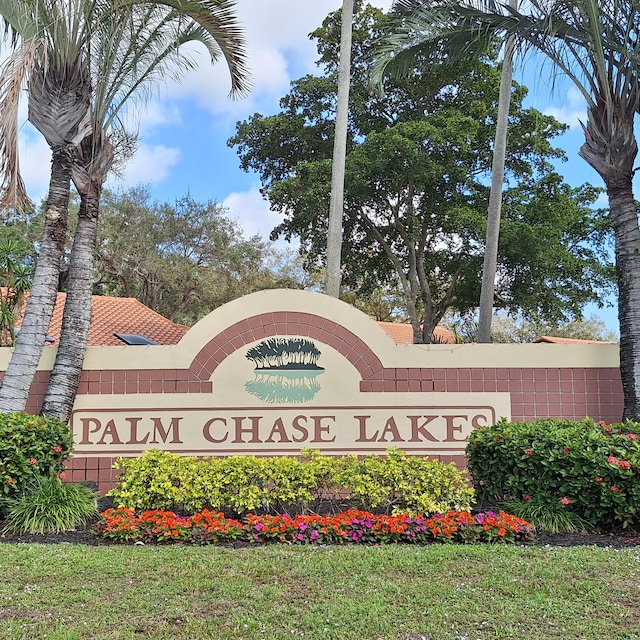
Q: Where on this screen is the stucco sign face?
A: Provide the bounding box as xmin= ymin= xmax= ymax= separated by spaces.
xmin=68 ymin=290 xmax=512 ymax=458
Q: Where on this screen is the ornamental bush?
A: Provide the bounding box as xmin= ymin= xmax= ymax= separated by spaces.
xmin=467 ymin=418 xmax=640 ymax=529
xmin=0 ymin=413 xmax=73 ymax=509
xmin=109 ymin=448 xmax=474 ymax=516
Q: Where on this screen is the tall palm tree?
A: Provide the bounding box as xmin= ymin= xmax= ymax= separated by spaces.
xmin=375 ymin=0 xmax=640 ymax=420
xmin=325 ymin=0 xmax=354 ymax=298
xmin=0 ymin=0 xmax=249 ymax=417
xmin=477 ymin=0 xmax=516 ymax=343
xmin=42 ymin=2 xmax=250 ymax=421
xmin=0 ymin=0 xmax=92 ymax=412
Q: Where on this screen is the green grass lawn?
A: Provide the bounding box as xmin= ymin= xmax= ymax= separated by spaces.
xmin=0 ymin=543 xmax=639 ymax=639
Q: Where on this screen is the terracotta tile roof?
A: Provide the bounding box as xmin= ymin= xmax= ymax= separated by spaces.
xmin=17 ymin=294 xmax=189 ymax=346
xmin=532 ymin=335 xmax=611 ymax=344
xmin=15 ymin=293 xmax=457 ymax=347
xmin=376 ymin=321 xmax=457 ymax=345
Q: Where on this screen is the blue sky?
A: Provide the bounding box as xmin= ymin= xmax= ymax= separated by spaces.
xmin=17 ymin=0 xmax=622 ymax=334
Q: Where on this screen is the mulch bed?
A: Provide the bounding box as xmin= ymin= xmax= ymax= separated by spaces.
xmin=1 ymin=520 xmax=639 ymax=548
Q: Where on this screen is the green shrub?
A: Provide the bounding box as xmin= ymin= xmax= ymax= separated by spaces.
xmin=336 ymin=448 xmax=474 ymax=514
xmin=109 ymin=448 xmax=474 ymax=516
xmin=467 ymin=418 xmax=640 ymax=530
xmin=0 ymin=413 xmax=73 ymax=508
xmin=2 ymin=474 xmax=98 ymax=534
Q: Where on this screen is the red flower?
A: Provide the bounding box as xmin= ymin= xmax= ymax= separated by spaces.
xmin=560 ymin=497 xmax=572 ymax=505
xmin=563 ymin=447 xmax=570 ymax=454
xmin=59 ymin=471 xmax=68 ymax=480
xmin=28 ymin=458 xmax=38 ymax=466
xmin=5 ymin=477 xmax=14 ymax=484
xmin=524 ymin=449 xmax=534 ymax=456
xmin=53 ymin=445 xmax=63 ymax=453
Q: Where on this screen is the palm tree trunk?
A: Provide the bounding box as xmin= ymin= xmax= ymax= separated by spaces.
xmin=0 ymin=145 xmax=74 ymax=413
xmin=325 ymin=0 xmax=353 ymax=298
xmin=477 ymin=2 xmax=516 ymax=343
xmin=41 ymin=184 xmax=101 ymax=421
xmin=607 ymin=177 xmax=640 ymax=420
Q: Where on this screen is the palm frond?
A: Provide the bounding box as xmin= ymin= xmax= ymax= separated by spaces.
xmin=110 ymin=0 xmax=251 ymax=97
xmin=0 ymin=41 xmax=39 ymax=211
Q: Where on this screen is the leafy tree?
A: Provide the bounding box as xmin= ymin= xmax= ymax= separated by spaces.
xmin=446 ymin=312 xmax=618 ymax=344
xmin=94 ymin=187 xmax=301 ymax=325
xmin=372 ymin=0 xmax=640 ymax=424
xmin=0 ymin=237 xmax=33 ymax=346
xmin=229 ymin=3 xmax=614 ymax=343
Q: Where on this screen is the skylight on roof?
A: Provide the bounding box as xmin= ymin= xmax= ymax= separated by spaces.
xmin=113 ymin=333 xmax=157 ymax=345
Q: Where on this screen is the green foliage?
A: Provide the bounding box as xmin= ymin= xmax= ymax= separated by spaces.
xmin=109 ymin=448 xmax=473 ymax=516
xmin=504 ymin=497 xmax=590 ymax=534
xmin=229 ymin=3 xmax=614 ymax=341
xmin=0 ymin=413 xmax=73 ymax=508
xmin=445 ymin=312 xmax=618 ymax=343
xmin=0 ymin=236 xmax=34 ymax=346
xmin=2 ymin=474 xmax=98 ymax=534
xmin=467 ymin=418 xmax=640 ymax=529
xmin=335 ymin=448 xmax=474 ymax=514
xmin=95 ymin=187 xmax=302 ymax=325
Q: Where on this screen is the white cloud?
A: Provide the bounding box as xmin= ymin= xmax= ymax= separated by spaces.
xmin=223 ymin=187 xmax=284 ymax=242
xmin=157 ymin=0 xmax=394 ymax=118
xmin=19 ymin=126 xmax=51 ymax=206
xmin=107 ymin=143 xmax=181 ymax=189
xmin=543 ymin=87 xmax=586 ymax=129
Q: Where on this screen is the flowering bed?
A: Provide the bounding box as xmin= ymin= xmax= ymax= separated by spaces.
xmin=93 ymin=508 xmax=534 ymax=545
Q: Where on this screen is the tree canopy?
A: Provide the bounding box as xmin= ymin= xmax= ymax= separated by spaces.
xmin=94 ymin=187 xmax=301 ymax=325
xmin=229 ymin=3 xmax=614 ymax=343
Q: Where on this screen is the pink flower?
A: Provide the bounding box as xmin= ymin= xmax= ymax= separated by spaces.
xmin=59 ymin=471 xmax=68 ymax=480
xmin=597 ymin=421 xmax=607 ymax=426
xmin=28 ymin=458 xmax=37 ymax=466
xmin=53 ymin=445 xmax=63 ymax=453
xmin=607 ymin=456 xmax=619 ymax=465
xmin=595 ymin=477 xmax=603 ymax=483
xmin=524 ymin=449 xmax=534 ymax=456
xmin=618 ymin=460 xmax=631 ymax=469
xmin=625 ymin=433 xmax=638 ymax=441
xmin=563 ymin=447 xmax=570 ymax=454
xmin=610 ymin=486 xmax=620 ymax=492
xmin=560 ymin=497 xmax=572 ymax=505
xmin=5 ymin=477 xmax=14 ymax=484
xmin=522 ymin=494 xmax=532 ymax=501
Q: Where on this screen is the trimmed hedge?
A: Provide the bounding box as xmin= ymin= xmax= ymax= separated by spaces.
xmin=467 ymin=418 xmax=640 ymax=529
xmin=108 ymin=448 xmax=474 ymax=516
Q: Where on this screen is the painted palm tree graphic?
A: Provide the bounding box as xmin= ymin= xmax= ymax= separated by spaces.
xmin=245 ymin=338 xmax=324 ymax=403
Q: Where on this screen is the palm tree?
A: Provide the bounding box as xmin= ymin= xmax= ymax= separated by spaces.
xmin=0 ymin=0 xmax=249 ymax=417
xmin=325 ymin=0 xmax=354 ymax=298
xmin=0 ymin=0 xmax=92 ymax=412
xmin=477 ymin=0 xmax=516 ymax=343
xmin=42 ymin=2 xmax=250 ymax=421
xmin=375 ymin=0 xmax=640 ymax=420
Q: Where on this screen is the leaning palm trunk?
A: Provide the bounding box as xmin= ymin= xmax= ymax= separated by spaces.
xmin=42 ymin=136 xmax=113 ymax=421
xmin=0 ymin=146 xmax=75 ymax=412
xmin=40 ymin=190 xmax=99 ymax=421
